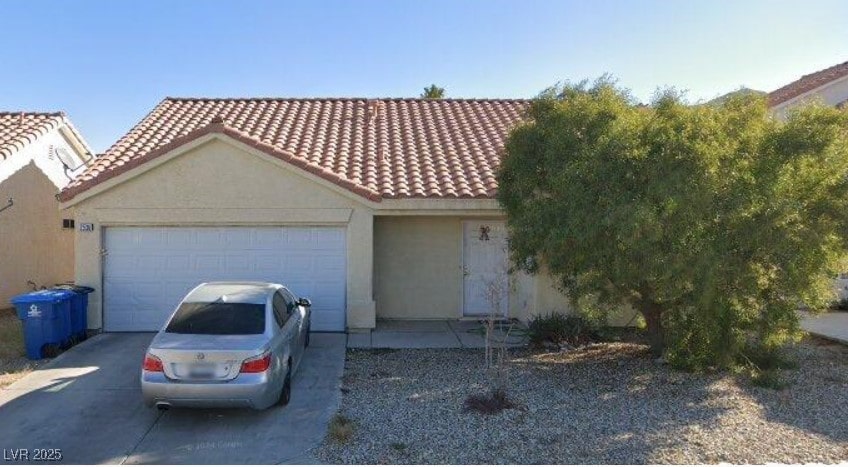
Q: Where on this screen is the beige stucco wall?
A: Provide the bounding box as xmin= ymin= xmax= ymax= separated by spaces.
xmin=373 ymin=216 xmax=639 ymax=326
xmin=374 ymin=216 xmax=463 ymax=319
xmin=68 ymin=136 xmax=376 ymax=330
xmin=0 ymin=162 xmax=75 ymax=308
xmin=530 ymin=270 xmax=572 ymax=318
xmin=374 ymin=216 xmax=543 ymax=320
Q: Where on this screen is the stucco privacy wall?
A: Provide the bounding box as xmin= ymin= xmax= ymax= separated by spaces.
xmin=0 ymin=162 xmax=74 ymax=307
xmin=68 ymin=136 xmax=376 ymax=330
xmin=374 ymin=216 xmax=571 ymax=320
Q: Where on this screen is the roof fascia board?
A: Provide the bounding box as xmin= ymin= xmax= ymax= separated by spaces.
xmin=772 ymin=73 xmax=848 ymax=110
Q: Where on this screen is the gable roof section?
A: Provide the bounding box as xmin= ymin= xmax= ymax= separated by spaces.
xmin=769 ymin=60 xmax=848 ymax=107
xmin=0 ymin=112 xmax=67 ymax=159
xmin=60 ymin=98 xmax=530 ymax=202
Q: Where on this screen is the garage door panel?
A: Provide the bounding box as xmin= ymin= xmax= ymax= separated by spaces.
xmin=223 ymin=255 xmax=252 ymax=274
xmin=315 ymin=228 xmax=345 ymax=249
xmin=166 ymin=229 xmax=194 ymax=248
xmin=253 ymin=229 xmax=284 ymax=249
xmin=254 ymin=255 xmax=281 ymax=275
xmin=104 ymin=226 xmax=346 ymax=332
xmin=286 ymin=228 xmax=316 ymax=248
xmin=284 ymin=254 xmax=314 ymax=273
xmin=195 ymin=229 xmax=225 ymax=248
xmin=195 ymin=255 xmax=223 ymax=273
xmin=314 ymin=255 xmax=345 ymax=271
xmin=105 ymin=228 xmax=136 ymax=250
xmin=164 ymin=255 xmax=191 ymax=274
xmin=224 ymin=229 xmax=252 ymax=247
xmin=137 ymin=255 xmax=167 ymax=273
xmin=137 ymin=228 xmax=167 ymax=249
xmin=103 ymin=278 xmax=135 ymax=301
xmin=105 ymin=253 xmax=139 ymax=274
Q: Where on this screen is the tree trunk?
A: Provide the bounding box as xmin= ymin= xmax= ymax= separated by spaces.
xmin=640 ymin=302 xmax=665 ymax=358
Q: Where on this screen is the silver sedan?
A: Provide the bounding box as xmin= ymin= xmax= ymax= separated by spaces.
xmin=141 ymin=282 xmax=311 ymax=410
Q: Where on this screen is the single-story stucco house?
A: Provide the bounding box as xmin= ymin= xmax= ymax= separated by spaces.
xmin=56 ymin=60 xmax=848 ymax=334
xmin=58 ymin=98 xmax=577 ymax=333
xmin=0 ymin=112 xmax=92 ymax=308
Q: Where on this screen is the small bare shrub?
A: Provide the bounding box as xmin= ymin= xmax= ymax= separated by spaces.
xmin=327 ymin=414 xmax=355 ymax=444
xmin=463 ymin=388 xmax=516 ymax=415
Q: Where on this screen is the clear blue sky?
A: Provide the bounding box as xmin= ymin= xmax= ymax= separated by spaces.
xmin=2 ymin=0 xmax=847 ymax=153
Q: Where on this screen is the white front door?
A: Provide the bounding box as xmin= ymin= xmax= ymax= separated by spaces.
xmin=103 ymin=226 xmax=347 ymax=332
xmin=462 ymin=221 xmax=509 ymax=317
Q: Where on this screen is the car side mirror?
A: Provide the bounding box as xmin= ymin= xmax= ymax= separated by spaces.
xmin=297 ymin=297 xmax=312 ymax=307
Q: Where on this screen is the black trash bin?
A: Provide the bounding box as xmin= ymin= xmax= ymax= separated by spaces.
xmin=53 ymin=285 xmax=95 ymax=343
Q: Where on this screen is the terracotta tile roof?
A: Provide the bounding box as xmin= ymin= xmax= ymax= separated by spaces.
xmin=0 ymin=112 xmax=65 ymax=159
xmin=769 ymin=60 xmax=848 ymax=107
xmin=60 ymin=98 xmax=530 ymax=202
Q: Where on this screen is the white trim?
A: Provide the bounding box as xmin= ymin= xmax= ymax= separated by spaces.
xmin=772 ymin=73 xmax=848 ymax=111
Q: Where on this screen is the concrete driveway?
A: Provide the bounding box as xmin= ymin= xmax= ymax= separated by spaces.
xmin=0 ymin=332 xmax=345 ymax=464
xmin=801 ymin=311 xmax=848 ymax=345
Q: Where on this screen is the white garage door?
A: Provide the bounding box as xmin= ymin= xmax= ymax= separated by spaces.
xmin=103 ymin=226 xmax=346 ymax=332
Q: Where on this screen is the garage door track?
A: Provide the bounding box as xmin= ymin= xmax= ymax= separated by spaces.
xmin=0 ymin=332 xmax=345 ymax=464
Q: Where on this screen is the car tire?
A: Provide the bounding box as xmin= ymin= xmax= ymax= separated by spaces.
xmin=278 ymin=370 xmax=292 ymax=406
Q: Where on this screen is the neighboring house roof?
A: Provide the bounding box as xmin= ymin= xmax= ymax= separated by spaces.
xmin=0 ymin=112 xmax=66 ymax=159
xmin=0 ymin=111 xmax=94 ymax=188
xmin=768 ymin=60 xmax=848 ymax=107
xmin=60 ymin=98 xmax=530 ymax=202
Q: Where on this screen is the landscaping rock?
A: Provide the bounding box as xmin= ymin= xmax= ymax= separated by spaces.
xmin=314 ymin=339 xmax=848 ymax=464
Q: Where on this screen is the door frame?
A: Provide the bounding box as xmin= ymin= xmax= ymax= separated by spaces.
xmin=461 ymin=220 xmax=509 ymax=317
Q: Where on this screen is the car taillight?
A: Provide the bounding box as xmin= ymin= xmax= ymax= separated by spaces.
xmin=143 ymin=353 xmax=164 ymax=372
xmin=240 ymin=353 xmax=271 ymax=373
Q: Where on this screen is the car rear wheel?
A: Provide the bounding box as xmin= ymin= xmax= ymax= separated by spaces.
xmin=278 ymin=369 xmax=292 ymax=406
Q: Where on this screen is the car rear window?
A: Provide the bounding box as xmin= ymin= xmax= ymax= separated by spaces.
xmin=165 ymin=302 xmax=266 ymax=335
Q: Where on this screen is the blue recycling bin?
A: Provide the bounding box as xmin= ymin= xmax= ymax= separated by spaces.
xmin=11 ymin=289 xmax=75 ymax=359
xmin=52 ymin=285 xmax=95 ymax=342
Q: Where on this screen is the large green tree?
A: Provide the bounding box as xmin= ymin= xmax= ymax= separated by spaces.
xmin=497 ymin=79 xmax=848 ymax=365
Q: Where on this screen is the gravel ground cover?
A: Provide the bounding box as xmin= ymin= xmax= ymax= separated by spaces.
xmin=315 ymin=337 xmax=848 ymax=464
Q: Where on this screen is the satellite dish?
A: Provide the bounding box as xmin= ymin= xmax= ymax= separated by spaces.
xmin=56 ymin=147 xmax=82 ymax=171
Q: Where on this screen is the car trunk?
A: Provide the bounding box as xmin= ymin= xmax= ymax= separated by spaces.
xmin=151 ymin=333 xmax=268 ymax=381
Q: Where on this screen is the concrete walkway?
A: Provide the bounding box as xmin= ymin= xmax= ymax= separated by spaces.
xmin=801 ymin=311 xmax=848 ymax=345
xmin=0 ymin=332 xmax=346 ymax=464
xmin=347 ymin=319 xmax=528 ymax=349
